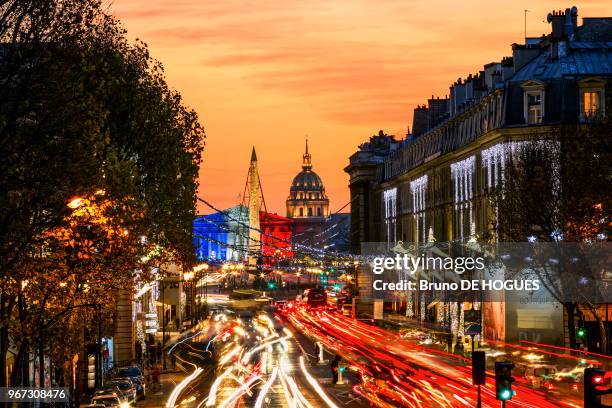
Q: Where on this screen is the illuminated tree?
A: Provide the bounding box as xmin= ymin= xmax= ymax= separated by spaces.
xmin=0 ymin=0 xmax=205 ymax=385
xmin=493 ymin=115 xmax=611 ymax=351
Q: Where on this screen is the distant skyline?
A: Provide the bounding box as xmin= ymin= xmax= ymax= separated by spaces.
xmin=112 ymin=1 xmax=611 ymax=215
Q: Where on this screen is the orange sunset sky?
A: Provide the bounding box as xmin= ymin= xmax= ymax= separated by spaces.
xmin=112 ymin=1 xmax=610 ymax=215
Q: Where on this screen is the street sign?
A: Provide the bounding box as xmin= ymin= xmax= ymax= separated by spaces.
xmin=464 ymin=309 xmax=482 ymax=336
xmin=465 ymin=323 xmax=482 ymax=336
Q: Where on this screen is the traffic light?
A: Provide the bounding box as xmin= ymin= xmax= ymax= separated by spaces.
xmin=584 ymin=367 xmax=611 ymax=408
xmin=494 ymin=361 xmax=515 ymax=401
xmin=267 ymin=282 xmax=276 ymax=289
xmin=472 ymin=351 xmax=486 ymax=385
xmin=577 ymin=327 xmax=586 ymax=338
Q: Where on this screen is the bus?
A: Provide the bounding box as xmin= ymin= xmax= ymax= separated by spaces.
xmin=306 ymin=288 xmax=327 ymax=309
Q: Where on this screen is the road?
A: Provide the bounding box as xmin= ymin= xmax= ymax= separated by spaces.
xmin=154 ymin=310 xmax=366 ymax=408
xmin=278 ymin=304 xmax=586 ymax=408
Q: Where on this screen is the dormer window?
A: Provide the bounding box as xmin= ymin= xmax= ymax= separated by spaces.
xmin=579 ymin=78 xmax=605 ymax=121
xmin=527 ymin=92 xmax=543 ymax=124
xmin=521 ymin=80 xmax=545 ymax=125
xmin=583 ymin=91 xmax=601 ymax=117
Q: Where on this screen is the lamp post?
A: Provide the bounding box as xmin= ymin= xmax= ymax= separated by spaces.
xmin=183 ymin=271 xmax=194 ymax=326
xmin=192 ymin=263 xmax=209 ymax=321
xmin=161 ymin=280 xmax=166 ymax=370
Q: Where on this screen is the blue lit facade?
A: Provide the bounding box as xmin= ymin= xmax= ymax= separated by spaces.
xmin=193 ymin=205 xmax=249 ymax=262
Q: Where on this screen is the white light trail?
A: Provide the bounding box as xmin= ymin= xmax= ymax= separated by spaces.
xmin=165 ymin=367 xmax=203 ymax=408
xmin=299 ymin=356 xmax=339 ymax=408
xmin=254 ymin=367 xmax=278 ymax=408
xmin=206 ymin=366 xmax=234 ymax=407
xmin=218 ymin=374 xmax=262 ymax=408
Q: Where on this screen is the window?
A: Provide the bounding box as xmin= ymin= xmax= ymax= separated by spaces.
xmin=451 ymin=156 xmax=475 ymax=240
xmin=579 ymin=78 xmax=605 ymax=122
xmin=521 ymin=81 xmax=545 ymax=125
xmin=299 ymin=208 xmax=303 ymax=216
xmin=527 ymin=92 xmax=542 ymax=124
xmin=383 ymin=188 xmax=398 ymax=244
xmin=317 ymin=207 xmax=322 ymax=216
xmin=410 ymin=176 xmax=428 ymax=243
xmin=582 ymin=90 xmax=602 ymax=120
xmin=308 ymin=207 xmax=313 ymax=216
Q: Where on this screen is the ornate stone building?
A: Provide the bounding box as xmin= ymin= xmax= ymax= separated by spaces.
xmin=286 ymin=139 xmax=330 ymax=220
xmin=286 ymin=140 xmax=348 ymax=249
xmin=346 ymin=7 xmax=612 ymax=347
xmin=348 ymin=7 xmax=611 ymax=248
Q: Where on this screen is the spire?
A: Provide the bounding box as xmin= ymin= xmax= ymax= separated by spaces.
xmin=251 ymin=146 xmax=257 ymax=162
xmin=302 ymin=137 xmax=312 ymax=170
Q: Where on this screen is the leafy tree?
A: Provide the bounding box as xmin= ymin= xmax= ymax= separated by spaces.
xmin=0 ymin=0 xmax=205 ymax=386
xmin=492 ymin=115 xmax=611 ymax=351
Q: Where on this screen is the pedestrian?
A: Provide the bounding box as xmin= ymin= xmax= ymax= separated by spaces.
xmin=151 ymin=365 xmax=161 ymax=392
xmin=330 ymin=355 xmax=341 ymax=384
xmin=156 ymin=340 xmax=162 ymax=363
xmin=135 ymin=341 xmax=142 ymax=365
xmin=170 ymin=352 xmax=176 ymax=369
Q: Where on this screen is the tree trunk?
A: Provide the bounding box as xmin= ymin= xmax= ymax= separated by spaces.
xmin=589 ymin=305 xmax=608 ymax=354
xmin=0 ymin=293 xmax=7 ymax=387
xmin=0 ymin=325 xmax=7 ymax=387
xmin=566 ymin=302 xmax=577 ymax=350
xmin=11 ymin=340 xmax=29 ymax=386
xmin=38 ymin=336 xmax=44 ymax=387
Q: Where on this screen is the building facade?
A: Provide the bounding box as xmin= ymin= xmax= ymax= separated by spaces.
xmin=346 ymin=7 xmax=612 ymax=347
xmin=287 ymin=139 xmax=332 ymax=247
xmin=193 ymin=205 xmax=249 ymax=262
xmin=260 ymin=211 xmax=294 ymax=264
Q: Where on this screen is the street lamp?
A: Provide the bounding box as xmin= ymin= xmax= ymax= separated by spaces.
xmin=183 ymin=272 xmax=195 ymax=324
xmin=193 ymin=263 xmax=209 ymax=320
xmin=67 ymin=197 xmax=84 ymax=209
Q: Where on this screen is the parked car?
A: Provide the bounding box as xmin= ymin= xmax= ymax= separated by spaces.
xmin=106 ymin=378 xmax=136 ymax=402
xmin=114 ymin=366 xmax=146 ymax=399
xmin=90 ymin=394 xmax=128 ymax=408
xmin=93 ymin=386 xmax=127 ymax=402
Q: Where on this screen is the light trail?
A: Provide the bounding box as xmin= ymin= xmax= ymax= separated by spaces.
xmin=254 ymin=367 xmax=279 ymax=408
xmin=165 ymin=367 xmax=203 ymax=408
xmin=298 ymin=356 xmax=339 ymax=408
xmin=206 ymin=366 xmax=234 ymax=407
xmin=281 ymin=304 xmax=575 ymax=408
xmin=218 ymin=374 xmax=262 ymax=408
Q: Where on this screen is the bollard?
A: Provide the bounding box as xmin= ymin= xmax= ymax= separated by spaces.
xmin=337 ymin=365 xmax=346 ymax=385
xmin=317 ymin=341 xmax=325 ymax=364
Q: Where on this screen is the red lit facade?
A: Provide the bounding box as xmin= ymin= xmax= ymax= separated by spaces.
xmin=259 ymin=211 xmax=294 ymax=264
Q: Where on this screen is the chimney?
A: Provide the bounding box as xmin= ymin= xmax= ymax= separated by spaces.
xmin=547 ymin=10 xmax=566 ymax=40
xmin=564 ymin=6 xmax=578 ymax=40
xmin=512 ymin=43 xmax=541 ymax=72
xmin=412 ymin=105 xmax=429 ymax=138
xmin=547 ymin=7 xmax=578 ymax=41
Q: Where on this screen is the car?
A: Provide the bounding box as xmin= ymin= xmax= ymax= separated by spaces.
xmin=274 ymin=300 xmax=288 ymax=309
xmin=114 ymin=366 xmax=146 ymax=399
xmin=306 ymin=288 xmax=327 ymax=309
xmin=341 ymin=304 xmax=352 ymax=316
xmin=106 ymin=378 xmax=136 ymax=402
xmin=90 ymin=394 xmax=128 ymax=408
xmin=93 ymin=386 xmax=127 ymax=402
